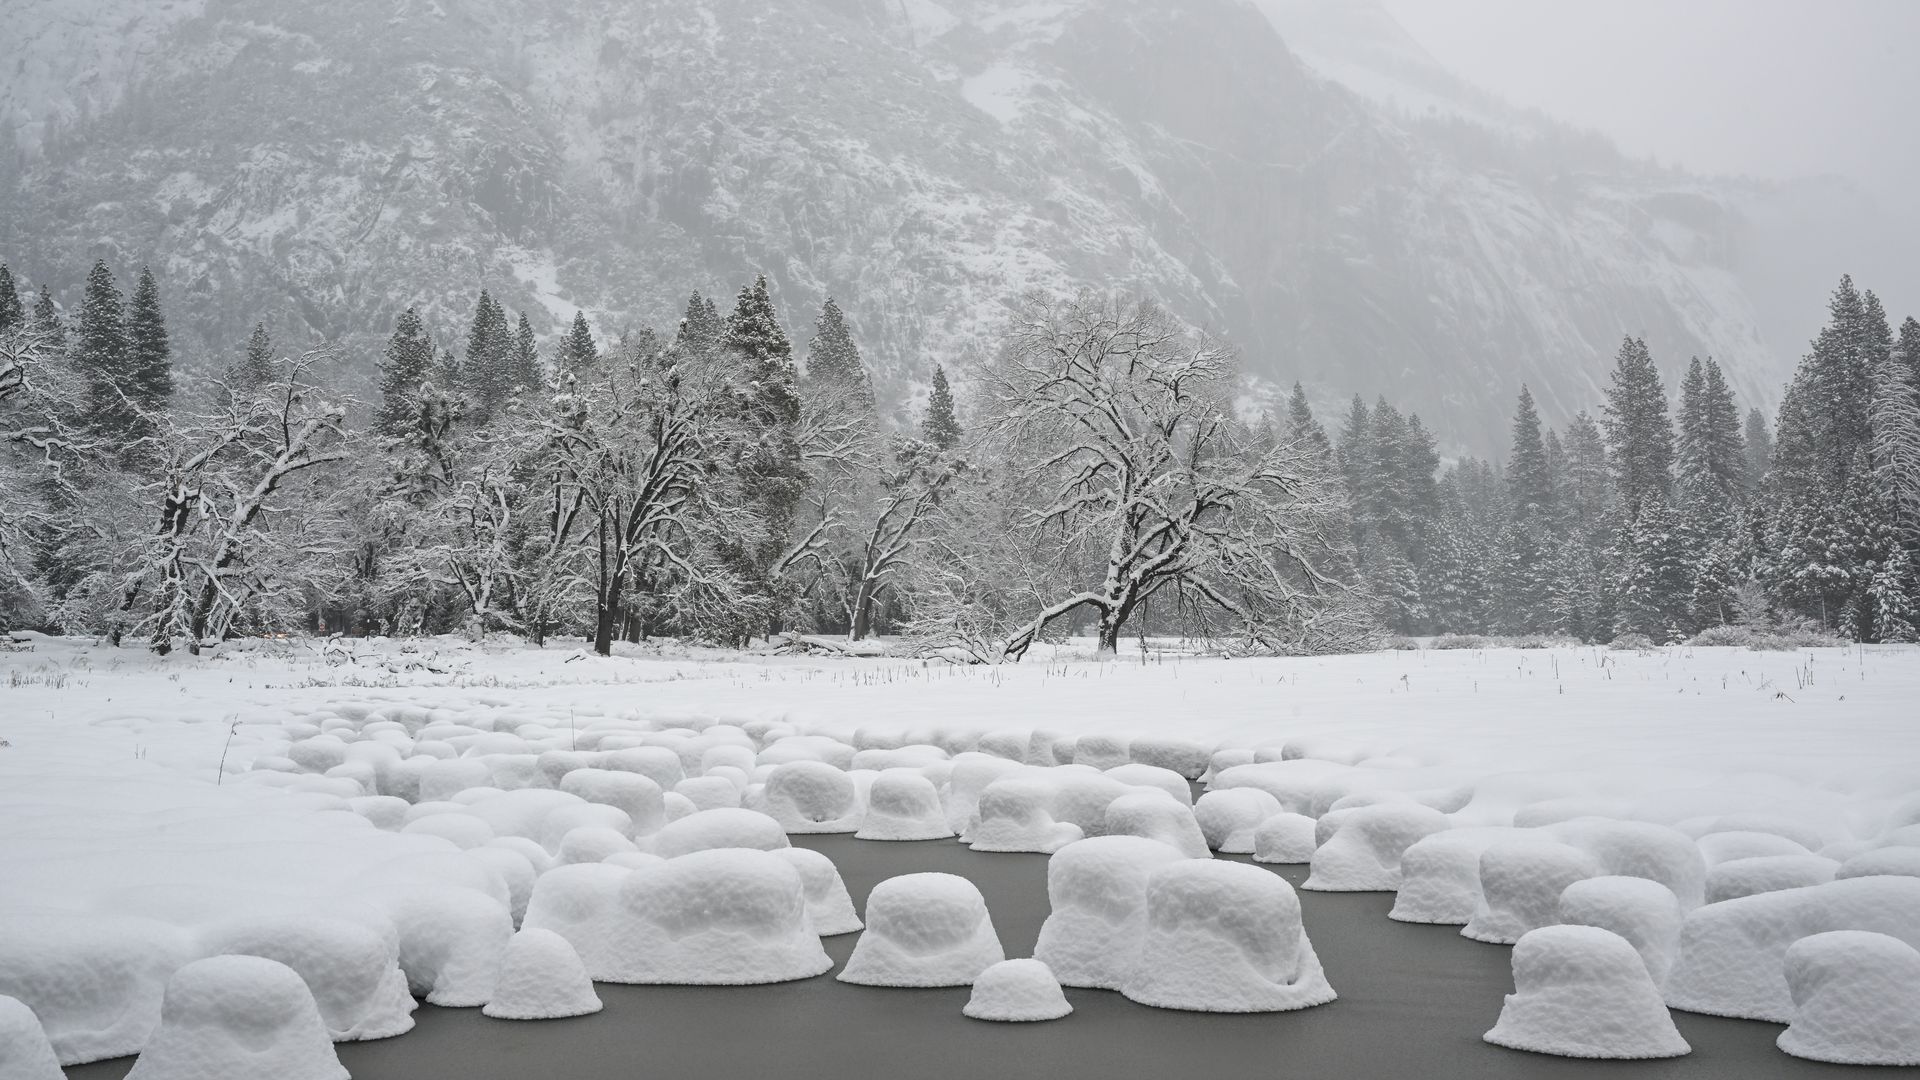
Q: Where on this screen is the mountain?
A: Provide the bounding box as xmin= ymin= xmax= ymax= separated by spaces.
xmin=0 ymin=0 xmax=1886 ymax=453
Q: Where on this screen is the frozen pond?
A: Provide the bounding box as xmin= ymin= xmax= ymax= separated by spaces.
xmin=61 ymin=834 xmax=1896 ymax=1080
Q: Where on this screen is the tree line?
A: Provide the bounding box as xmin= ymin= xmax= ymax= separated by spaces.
xmin=0 ymin=260 xmax=1914 ymax=657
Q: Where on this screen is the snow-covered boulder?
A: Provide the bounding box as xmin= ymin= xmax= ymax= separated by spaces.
xmin=370 ymin=883 xmax=513 ymax=1007
xmin=839 ymin=873 xmax=1004 ymax=987
xmin=1103 ymin=764 xmax=1192 ymax=805
xmin=402 ymin=812 xmax=495 ymax=849
xmin=1305 ymin=802 xmax=1451 ymax=892
xmin=1201 ymin=748 xmax=1256 ymax=784
xmin=1664 ymin=875 xmax=1920 ymax=1021
xmin=520 ymin=864 xmax=629 ymax=980
xmin=851 ymin=745 xmax=949 ymax=772
xmin=963 ymin=959 xmax=1073 ymax=1022
xmin=1389 ymin=827 xmax=1521 ymax=924
xmin=1556 ymin=876 xmax=1683 ymax=988
xmin=974 ymin=731 xmax=1029 ymax=762
xmin=0 ymin=996 xmax=64 ymax=1080
xmin=970 ymin=777 xmax=1084 ymax=853
xmin=1688 ymin=814 xmax=1832 ymax=856
xmin=1034 ymin=836 xmax=1190 ymax=990
xmin=1120 ymin=860 xmax=1336 ymax=1013
xmin=1103 ymin=792 xmax=1210 ymax=858
xmin=1551 ymin=819 xmax=1707 ymax=910
xmin=482 ymin=929 xmax=602 ymax=1020
xmin=760 ymin=761 xmax=862 ymax=834
xmin=672 ymin=776 xmax=741 ymax=811
xmin=1776 ymin=931 xmax=1920 ymax=1065
xmin=604 ymin=849 xmax=832 ymax=984
xmin=756 ymin=736 xmax=857 ymax=771
xmin=1127 ymin=737 xmax=1212 ymax=780
xmin=1210 ymin=759 xmax=1362 ymax=817
xmin=1697 ymin=830 xmax=1811 ymax=865
xmin=856 ymin=769 xmax=954 ymax=841
xmin=1250 ymin=812 xmax=1318 ymax=865
xmin=123 ymin=956 xmax=347 ymax=1080
xmin=648 ymin=808 xmax=790 ymax=859
xmin=559 ymin=769 xmax=665 ymax=837
xmin=771 ymin=847 xmax=863 ymax=935
xmin=1194 ymin=789 xmax=1282 ymax=854
xmin=1837 ymin=845 xmax=1920 ymax=880
xmin=417 ymin=758 xmax=493 ymax=803
xmin=1463 ymin=840 xmax=1603 ymax=944
xmin=1482 ymin=926 xmax=1689 ymax=1060
xmin=0 ymin=914 xmax=188 ymax=1065
xmin=599 ymin=746 xmax=685 ymax=790
xmin=1704 ymin=854 xmax=1837 ymax=903
xmin=557 ymin=826 xmax=638 ymax=865
xmin=200 ymin=915 xmax=415 ymax=1041
xmin=945 ymin=754 xmax=1029 ymax=838
xmin=1072 ymin=734 xmax=1130 ymax=771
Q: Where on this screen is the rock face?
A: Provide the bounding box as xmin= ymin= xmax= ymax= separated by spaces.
xmin=0 ymin=0 xmax=1837 ymax=452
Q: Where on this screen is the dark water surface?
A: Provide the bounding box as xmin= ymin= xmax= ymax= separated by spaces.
xmin=67 ymin=835 xmax=1910 ymax=1079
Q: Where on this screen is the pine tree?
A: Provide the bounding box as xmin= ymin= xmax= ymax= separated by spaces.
xmin=226 ymin=323 xmax=278 ymax=399
xmin=124 ymin=267 xmax=174 ymax=423
xmin=1743 ymin=408 xmax=1772 ymax=499
xmin=1614 ymin=488 xmax=1691 ymax=640
xmin=31 ymin=287 xmax=63 ymax=348
xmin=1601 ymin=336 xmax=1675 ymax=519
xmin=510 ymin=312 xmax=541 ymax=392
xmin=72 ymin=261 xmax=135 ymax=442
xmin=1285 ymin=383 xmax=1331 ymax=455
xmin=805 ymin=297 xmax=874 ymax=416
xmin=555 ymin=312 xmax=598 ymax=372
xmin=1559 ymin=411 xmax=1612 ymax=545
xmin=377 ymin=307 xmax=436 ymax=437
xmin=0 ymin=265 xmax=22 ymax=333
xmin=724 ymin=275 xmax=805 ymax=636
xmin=922 ymin=364 xmax=962 ymax=450
xmin=1870 ymin=313 xmax=1920 ymax=550
xmin=677 ymin=291 xmax=724 ymax=356
xmin=460 ymin=290 xmax=514 ymax=420
xmin=1507 ymin=385 xmax=1553 ymax=521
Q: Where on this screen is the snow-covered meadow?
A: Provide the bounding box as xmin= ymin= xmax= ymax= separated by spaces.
xmin=3 ymin=635 xmax=1919 ymax=1074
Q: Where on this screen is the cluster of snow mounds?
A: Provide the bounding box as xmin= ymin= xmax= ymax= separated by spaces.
xmin=0 ymin=995 xmax=64 ymax=1080
xmin=199 ymin=915 xmax=416 ymax=1040
xmin=1194 ymin=789 xmax=1282 ymax=854
xmin=1463 ymin=841 xmax=1604 ymax=944
xmin=1776 ymin=931 xmax=1920 ymax=1065
xmin=964 ymin=960 xmax=1073 ymax=1022
xmin=124 ymin=955 xmax=348 ymax=1080
xmin=1121 ymin=860 xmax=1336 ymax=1013
xmin=840 ymin=874 xmax=1005 ymax=987
xmin=1483 ymin=926 xmax=1690 ymax=1060
xmin=482 ymin=929 xmax=601 ymax=1020
xmin=1556 ymin=877 xmax=1684 ymax=989
xmin=1664 ymin=875 xmax=1920 ymax=1022
xmin=1305 ymin=803 xmax=1451 ymax=891
xmin=1388 ymin=828 xmax=1520 ymax=924
xmin=599 ymin=849 xmax=833 ymax=985
xmin=1034 ymin=837 xmax=1193 ymax=990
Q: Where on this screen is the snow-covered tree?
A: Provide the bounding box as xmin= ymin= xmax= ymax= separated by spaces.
xmin=72 ymin=261 xmax=136 ymax=445
xmin=0 ymin=265 xmax=22 ymax=333
xmin=1613 ymin=488 xmax=1691 ymax=640
xmin=224 ymin=323 xmax=278 ymax=402
xmin=125 ymin=267 xmax=173 ymax=426
xmin=376 ymin=306 xmax=436 ymax=437
xmin=555 ymin=312 xmax=598 ymax=373
xmin=1601 ymin=336 xmax=1674 ymax=519
xmin=1507 ymin=385 xmax=1553 ymax=521
xmin=921 ymin=364 xmax=962 ymax=450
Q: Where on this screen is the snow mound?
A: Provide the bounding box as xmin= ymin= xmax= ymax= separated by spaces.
xmin=1556 ymin=876 xmax=1683 ymax=988
xmin=673 ymin=776 xmax=741 ymax=811
xmin=201 ymin=915 xmax=415 ymax=1041
xmin=1837 ymin=845 xmax=1920 ymax=880
xmin=1482 ymin=925 xmax=1689 ymax=1059
xmin=1210 ymin=760 xmax=1361 ymax=816
xmin=1103 ymin=792 xmax=1210 ymax=858
xmin=648 ymin=808 xmax=790 ymax=859
xmin=757 ymin=736 xmax=857 ymax=771
xmin=1072 ymin=734 xmax=1130 ymax=771
xmin=402 ymin=813 xmax=495 ymax=849
xmin=1103 ymin=764 xmax=1193 ymax=805
xmin=1194 ymin=789 xmax=1282 ymax=853
xmin=969 ymin=776 xmax=1083 ymax=853
xmin=1389 ymin=828 xmax=1521 ymax=924
xmin=520 ymin=864 xmax=629 ymax=980
xmin=0 ymin=914 xmax=186 ymax=1065
xmin=772 ymin=847 xmax=863 ymax=935
xmin=559 ymin=769 xmax=665 ymax=836
xmin=0 ymin=995 xmax=63 ymax=1080
xmin=1776 ymin=931 xmax=1920 ymax=1065
xmin=839 ymin=873 xmax=1004 ymax=987
xmin=123 ymin=955 xmax=347 ymax=1080
xmin=1127 ymin=737 xmax=1211 ymax=780
xmin=851 ymin=744 xmax=949 ymax=772
xmin=1705 ymin=854 xmax=1837 ymax=903
xmin=370 ymin=883 xmax=512 ymax=1007
xmin=1120 ymin=860 xmax=1336 ymax=1013
xmin=761 ymin=762 xmax=862 ymax=834
xmin=857 ymin=769 xmax=954 ymax=840
xmin=481 ymin=929 xmax=602 ymax=1020
xmin=963 ymin=959 xmax=1073 ymax=1022
xmin=1250 ymin=812 xmax=1318 ymax=864
xmin=1664 ymin=875 xmax=1920 ymax=1021
xmin=1463 ymin=840 xmax=1603 ymax=944
xmin=945 ymin=754 xmax=1029 ymax=838
xmin=1550 ymin=819 xmax=1707 ymax=910
xmin=599 ymin=746 xmax=685 ymax=789
xmin=1697 ymin=830 xmax=1811 ymax=865
xmin=1034 ymin=836 xmax=1191 ymax=990
xmin=607 ymin=849 xmax=832 ymax=984
xmin=1305 ymin=802 xmax=1451 ymax=891
xmin=558 ymin=825 xmax=638 ymax=865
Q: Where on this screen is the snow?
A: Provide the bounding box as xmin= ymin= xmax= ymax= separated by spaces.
xmin=771 ymin=847 xmax=863 ymax=936
xmin=960 ymin=64 xmax=1037 ymax=126
xmin=963 ymin=959 xmax=1073 ymax=1022
xmin=647 ymin=808 xmax=790 ymax=859
xmin=0 ymin=995 xmax=65 ymax=1080
xmin=968 ymin=775 xmax=1085 ymax=853
xmin=481 ymin=929 xmax=602 ymax=1020
xmin=944 ymin=753 xmax=1029 ymax=839
xmin=1033 ymin=836 xmax=1191 ymax=990
xmin=557 ymin=769 xmax=666 ymax=836
xmin=759 ymin=760 xmax=863 ymax=834
xmin=1664 ymin=876 xmax=1920 ymax=1021
xmin=199 ymin=915 xmax=416 ymax=1040
xmin=1776 ymin=931 xmax=1920 ymax=1066
xmin=1556 ymin=876 xmax=1684 ymax=988
xmin=1121 ymin=860 xmax=1336 ymax=1013
xmin=1304 ymin=802 xmax=1451 ymax=891
xmin=1463 ymin=840 xmax=1604 ymax=944
xmin=1251 ymin=812 xmax=1320 ymax=865
xmin=519 ymin=864 xmax=629 ymax=981
xmin=605 ymin=849 xmax=833 ymax=985
xmin=1705 ymin=854 xmax=1837 ymax=903
xmin=1837 ymin=845 xmax=1920 ymax=880
xmin=1389 ymin=827 xmax=1522 ymax=924
xmin=856 ymin=769 xmax=955 ymax=841
xmin=1194 ymin=789 xmax=1283 ymax=854
xmin=839 ymin=874 xmax=1005 ymax=988
xmin=123 ymin=955 xmax=347 ymax=1080
xmin=1102 ymin=792 xmax=1211 ymax=859
xmin=1483 ymin=925 xmax=1690 ymax=1060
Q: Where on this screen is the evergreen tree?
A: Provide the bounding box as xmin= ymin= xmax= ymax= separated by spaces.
xmin=510 ymin=312 xmax=541 ymax=392
xmin=226 ymin=323 xmax=278 ymax=399
xmin=0 ymin=265 xmax=22 ymax=333
xmin=1743 ymin=408 xmax=1772 ymax=499
xmin=72 ymin=261 xmax=135 ymax=442
xmin=922 ymin=364 xmax=962 ymax=450
xmin=724 ymin=275 xmax=805 ymax=636
xmin=1870 ymin=313 xmax=1920 ymax=551
xmin=377 ymin=307 xmax=436 ymax=437
xmin=1559 ymin=411 xmax=1612 ymax=545
xmin=1506 ymin=385 xmax=1553 ymax=520
xmin=125 ymin=267 xmax=173 ymax=423
xmin=1490 ymin=514 xmax=1552 ymax=633
xmin=805 ymin=297 xmax=874 ymax=415
xmin=1285 ymin=382 xmax=1331 ymax=455
xmin=460 ymin=290 xmax=514 ymax=420
xmin=555 ymin=312 xmax=598 ymax=373
xmin=1614 ymin=489 xmax=1691 ymax=640
xmin=31 ymin=287 xmax=63 ymax=348
xmin=1601 ymin=336 xmax=1675 ymax=519
xmin=1336 ymin=395 xmax=1372 ymax=549
xmin=677 ymin=291 xmax=724 ymax=355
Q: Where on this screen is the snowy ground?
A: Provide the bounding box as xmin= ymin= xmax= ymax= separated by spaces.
xmin=3 ymin=634 xmax=1918 ymax=1070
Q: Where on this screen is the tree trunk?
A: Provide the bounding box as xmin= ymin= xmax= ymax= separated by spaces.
xmin=849 ymin=577 xmax=877 ymax=641
xmin=593 ymin=585 xmax=621 ymax=656
xmin=1095 ymin=606 xmax=1123 ymax=657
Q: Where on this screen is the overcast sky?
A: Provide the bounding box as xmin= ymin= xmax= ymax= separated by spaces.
xmin=1383 ymin=0 xmax=1920 ymax=205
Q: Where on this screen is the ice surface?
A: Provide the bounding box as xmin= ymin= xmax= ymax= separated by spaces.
xmin=1033 ymin=836 xmax=1190 ymax=990
xmin=771 ymin=847 xmax=863 ymax=935
xmin=1776 ymin=931 xmax=1920 ymax=1065
xmin=1121 ymin=860 xmax=1336 ymax=1013
xmin=1250 ymin=811 xmax=1319 ymax=864
xmin=963 ymin=959 xmax=1073 ymax=1022
xmin=1388 ymin=827 xmax=1521 ymax=924
xmin=1482 ymin=925 xmax=1689 ymax=1059
xmin=760 ymin=761 xmax=862 ymax=834
xmin=123 ymin=955 xmax=347 ymax=1080
xmin=1556 ymin=876 xmax=1683 ymax=988
xmin=1305 ymin=802 xmax=1451 ymax=891
xmin=1704 ymin=854 xmax=1837 ymax=903
xmin=1102 ymin=791 xmax=1210 ymax=858
xmin=1463 ymin=840 xmax=1603 ymax=944
xmin=1665 ymin=875 xmax=1920 ymax=1021
xmin=605 ymin=849 xmax=833 ymax=984
xmin=839 ymin=873 xmax=1005 ymax=987
xmin=1194 ymin=789 xmax=1283 ymax=854
xmin=648 ymin=808 xmax=791 ymax=859
xmin=481 ymin=928 xmax=602 ymax=1020
xmin=857 ymin=769 xmax=955 ymax=840
xmin=200 ymin=915 xmax=415 ymax=1041
xmin=0 ymin=995 xmax=65 ymax=1080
